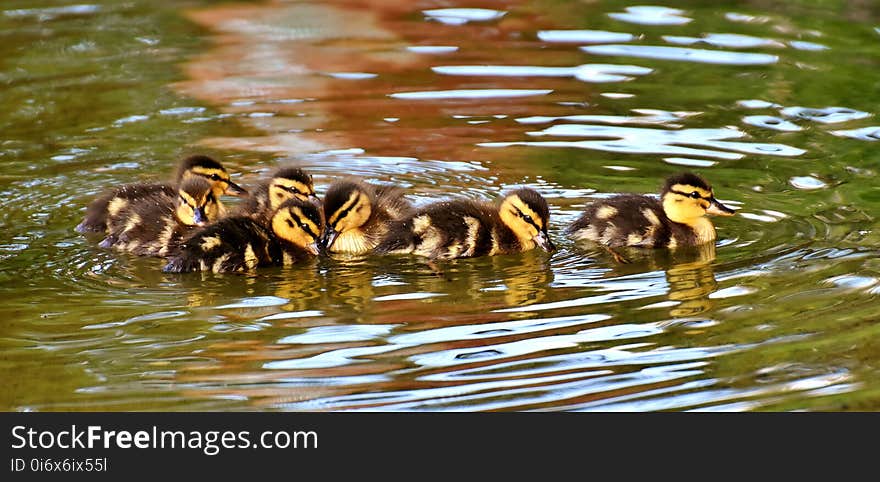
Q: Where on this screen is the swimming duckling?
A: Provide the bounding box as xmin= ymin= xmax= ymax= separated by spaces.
xmin=375 ymin=188 xmax=556 ymax=260
xmin=235 ymin=166 xmax=319 ymax=218
xmin=319 ymin=179 xmax=412 ymax=254
xmin=100 ymin=177 xmax=224 ymax=257
xmin=566 ymin=172 xmax=735 ymax=257
xmin=163 ymin=198 xmax=323 ymax=273
xmin=76 ymin=154 xmax=246 ymax=234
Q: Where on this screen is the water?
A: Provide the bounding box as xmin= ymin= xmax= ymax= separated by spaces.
xmin=2 ymin=0 xmax=879 ymax=412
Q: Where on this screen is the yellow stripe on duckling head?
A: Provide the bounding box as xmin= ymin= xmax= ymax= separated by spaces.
xmin=175 ymin=177 xmax=222 ymax=226
xmin=272 ymin=199 xmax=324 ymax=255
xmin=269 ymin=178 xmax=316 ymax=209
xmin=498 ymin=189 xmax=555 ymax=252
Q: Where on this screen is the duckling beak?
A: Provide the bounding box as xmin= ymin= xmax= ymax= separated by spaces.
xmin=706 ymin=198 xmax=736 ymax=217
xmin=308 ymin=194 xmax=322 ymax=207
xmin=225 ymin=179 xmax=248 ymax=197
xmin=319 ymin=226 xmax=339 ymax=251
xmin=306 ymin=241 xmax=320 ymax=256
xmin=534 ymin=231 xmax=556 ymax=253
xmin=193 ymin=207 xmax=207 ymax=226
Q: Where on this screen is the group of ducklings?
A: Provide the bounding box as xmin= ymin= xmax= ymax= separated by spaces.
xmin=76 ymin=155 xmax=735 ymax=273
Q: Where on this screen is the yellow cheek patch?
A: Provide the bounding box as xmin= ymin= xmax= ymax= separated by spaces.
xmin=328 ymin=191 xmax=360 ymax=226
xmin=179 ymin=191 xmax=197 ymax=208
xmin=512 ymin=198 xmax=542 ymax=227
xmin=289 ymin=207 xmax=320 ymax=239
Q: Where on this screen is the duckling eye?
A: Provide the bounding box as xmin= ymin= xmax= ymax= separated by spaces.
xmin=689 ymin=191 xmax=701 ymax=199
xmin=522 ymin=214 xmax=533 ymax=224
xmin=210 ymin=174 xmax=222 ymax=181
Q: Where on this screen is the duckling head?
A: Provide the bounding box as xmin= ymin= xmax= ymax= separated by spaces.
xmin=661 ymin=173 xmax=735 ymax=226
xmin=271 ymin=198 xmax=324 ymax=256
xmin=175 ymin=177 xmax=223 ymax=227
xmin=177 ymin=154 xmax=247 ymax=197
xmin=498 ymin=188 xmax=556 ymax=252
xmin=319 ymin=181 xmax=373 ymax=251
xmin=267 ymin=167 xmax=320 ymax=209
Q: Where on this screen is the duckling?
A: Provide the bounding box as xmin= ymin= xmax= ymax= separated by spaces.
xmin=375 ymin=188 xmax=556 ymax=260
xmin=566 ymin=172 xmax=735 ymax=257
xmin=76 ymin=154 xmax=246 ymax=234
xmin=319 ymin=179 xmax=412 ymax=254
xmin=163 ymin=198 xmax=323 ymax=273
xmin=100 ymin=177 xmax=224 ymax=257
xmin=235 ymin=166 xmax=319 ymax=218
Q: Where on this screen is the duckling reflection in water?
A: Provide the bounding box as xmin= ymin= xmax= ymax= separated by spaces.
xmin=235 ymin=166 xmax=320 ymax=218
xmin=663 ymin=243 xmax=719 ymax=318
xmin=100 ymin=177 xmax=224 ymax=257
xmin=375 ymin=188 xmax=556 ymax=260
xmin=77 ymin=154 xmax=246 ymax=234
xmin=567 ymin=172 xmax=735 ymax=263
xmin=163 ymin=198 xmax=323 ymax=274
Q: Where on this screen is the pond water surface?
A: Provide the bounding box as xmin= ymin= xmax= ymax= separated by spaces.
xmin=2 ymin=0 xmax=880 ymax=411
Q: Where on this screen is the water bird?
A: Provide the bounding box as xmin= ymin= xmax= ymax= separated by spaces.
xmin=375 ymin=187 xmax=556 ymax=259
xmin=319 ymin=179 xmax=412 ymax=255
xmin=76 ymin=154 xmax=246 ymax=234
xmin=566 ymin=172 xmax=735 ymax=262
xmin=163 ymin=198 xmax=324 ymax=273
xmin=235 ymin=166 xmax=319 ymax=218
xmin=99 ymin=177 xmax=224 ymax=257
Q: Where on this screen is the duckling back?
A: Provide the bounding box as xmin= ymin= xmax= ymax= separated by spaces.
xmin=162 ymin=216 xmax=275 ymax=273
xmin=567 ymin=173 xmax=735 ymax=249
xmin=567 ymin=194 xmax=676 ymax=248
xmin=76 ymin=183 xmax=176 ymax=233
xmin=164 ymin=198 xmax=323 ymax=273
xmin=376 ymin=187 xmax=555 ymax=260
xmin=376 ymin=199 xmax=498 ymax=259
xmin=76 ymin=154 xmax=243 ymax=234
xmin=101 ymin=177 xmax=220 ymax=258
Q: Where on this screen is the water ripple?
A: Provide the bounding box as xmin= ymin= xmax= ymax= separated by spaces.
xmin=582 ymin=44 xmax=778 ymax=65
xmin=538 ymin=30 xmax=635 ymax=44
xmin=481 ymin=124 xmax=805 ymax=159
xmin=608 ymin=6 xmax=692 ymax=26
xmin=422 ymin=8 xmax=506 ymax=25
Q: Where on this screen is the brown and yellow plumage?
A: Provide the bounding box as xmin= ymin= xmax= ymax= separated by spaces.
xmin=235 ymin=166 xmax=319 ymax=219
xmin=375 ymin=188 xmax=555 ymax=260
xmin=76 ymin=154 xmax=245 ymax=234
xmin=319 ymin=179 xmax=412 ymax=255
xmin=163 ymin=198 xmax=323 ymax=273
xmin=567 ymin=172 xmax=735 ymax=250
xmin=99 ymin=177 xmax=223 ymax=258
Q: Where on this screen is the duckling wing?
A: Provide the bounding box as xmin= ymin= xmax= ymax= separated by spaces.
xmin=164 ymin=217 xmax=273 ymax=273
xmin=567 ymin=194 xmax=671 ymax=248
xmin=77 ymin=182 xmax=175 ymax=233
xmin=103 ymin=191 xmax=187 ymax=257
